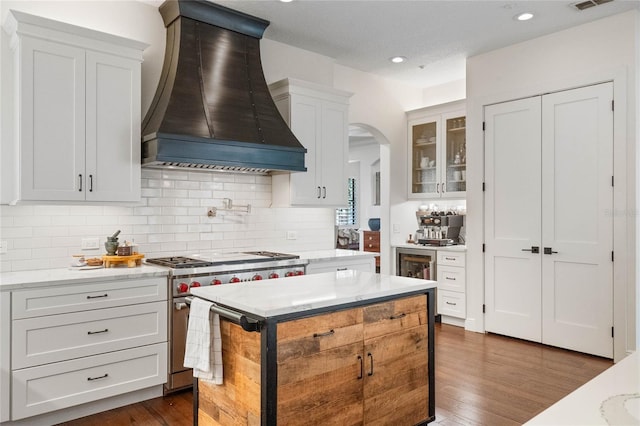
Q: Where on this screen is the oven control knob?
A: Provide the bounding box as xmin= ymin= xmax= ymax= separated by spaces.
xmin=268 ymin=272 xmax=279 ymax=279
xmin=285 ymin=271 xmax=295 ymax=277
xmin=190 ymin=281 xmax=201 ymax=288
xmin=178 ymin=283 xmax=189 ymax=293
xmin=252 ymin=274 xmax=263 ymax=281
xmin=230 ymin=276 xmax=241 ymax=284
xmin=211 ymin=278 xmax=222 ymax=286
xmin=296 ymin=270 xmax=304 ymax=276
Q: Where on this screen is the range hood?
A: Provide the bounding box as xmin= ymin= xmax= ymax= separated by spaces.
xmin=141 ymin=0 xmax=306 ymax=174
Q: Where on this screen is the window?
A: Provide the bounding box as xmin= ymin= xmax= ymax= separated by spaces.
xmin=336 ymin=177 xmax=356 ymax=226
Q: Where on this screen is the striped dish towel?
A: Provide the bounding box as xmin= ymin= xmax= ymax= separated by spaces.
xmin=183 ymin=298 xmax=223 ymax=385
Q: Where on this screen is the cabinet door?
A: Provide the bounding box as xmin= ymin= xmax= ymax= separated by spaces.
xmin=408 ymin=115 xmax=440 ymax=198
xmin=362 ymin=296 xmax=429 ymax=425
xmin=318 ymin=100 xmax=348 ymax=205
xmin=288 ymin=95 xmax=321 ymax=205
xmin=19 ymin=37 xmax=86 ymax=201
xmin=277 ymin=309 xmax=364 ymax=425
xmin=85 ymin=51 xmax=141 ymax=202
xmin=441 ymin=110 xmax=466 ymax=198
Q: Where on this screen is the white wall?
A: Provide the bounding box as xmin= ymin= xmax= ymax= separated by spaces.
xmin=466 ymin=10 xmax=638 ymax=357
xmin=0 ymin=0 xmax=423 ymax=273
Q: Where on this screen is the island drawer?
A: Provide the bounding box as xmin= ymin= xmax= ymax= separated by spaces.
xmin=12 ymin=342 xmax=167 ymax=420
xmin=12 ymin=301 xmax=167 ymax=369
xmin=12 ymin=277 xmax=166 ymax=319
xmin=363 ymin=295 xmax=427 ymax=340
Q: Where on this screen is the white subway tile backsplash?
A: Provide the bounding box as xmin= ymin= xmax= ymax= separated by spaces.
xmin=1 ymin=169 xmax=335 ymax=272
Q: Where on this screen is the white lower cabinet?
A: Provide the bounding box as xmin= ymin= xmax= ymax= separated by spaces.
xmin=436 ymin=250 xmax=466 ymax=323
xmin=8 ymin=277 xmax=168 ymax=422
xmin=12 ymin=343 xmax=167 ymax=420
xmin=306 ymin=256 xmax=375 ymax=274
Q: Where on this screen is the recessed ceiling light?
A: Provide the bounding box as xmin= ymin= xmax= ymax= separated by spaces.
xmin=390 ymin=56 xmax=407 ymax=64
xmin=516 ymin=12 xmax=534 ymax=21
xmin=280 ymin=0 xmax=293 ymax=2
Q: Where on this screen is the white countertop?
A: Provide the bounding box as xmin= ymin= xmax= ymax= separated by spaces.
xmin=0 ymin=265 xmax=168 ymax=291
xmin=393 ymin=243 xmax=467 ymax=252
xmin=297 ymin=249 xmax=379 ymax=262
xmin=525 ymin=351 xmax=639 ymax=425
xmin=191 ymin=270 xmax=436 ymax=318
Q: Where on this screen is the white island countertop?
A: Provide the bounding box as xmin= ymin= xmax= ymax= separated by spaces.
xmin=393 ymin=244 xmax=467 ymax=252
xmin=525 ymin=351 xmax=639 ymax=425
xmin=191 ymin=270 xmax=436 ymax=318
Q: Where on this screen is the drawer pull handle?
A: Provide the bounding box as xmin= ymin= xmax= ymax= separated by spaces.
xmin=87 ymin=294 xmax=108 ymax=299
xmin=445 ymin=277 xmax=456 ymax=280
xmin=336 ymin=267 xmax=348 ymax=271
xmin=445 ymin=257 xmax=456 ymax=261
xmin=313 ymin=329 xmax=335 ymax=338
xmin=367 ymin=352 xmax=374 ymax=376
xmin=357 ymin=355 xmax=363 ymax=379
xmin=389 ymin=312 xmax=406 ymax=320
xmin=87 ymin=373 xmax=109 ymax=381
xmin=446 ymin=301 xmax=457 ymax=306
xmin=87 ymin=328 xmax=109 ymax=335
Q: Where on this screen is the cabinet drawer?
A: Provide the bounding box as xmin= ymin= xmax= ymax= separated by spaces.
xmin=363 ymin=232 xmax=380 ymax=243
xmin=12 ymin=277 xmax=166 ymax=319
xmin=437 ymin=251 xmax=466 ymax=267
xmin=437 ymin=290 xmax=466 ymax=318
xmin=364 ymin=295 xmax=427 ymax=340
xmin=13 ymin=301 xmax=167 ymax=369
xmin=12 ymin=342 xmax=167 ymax=420
xmin=437 ymin=266 xmax=466 ymax=293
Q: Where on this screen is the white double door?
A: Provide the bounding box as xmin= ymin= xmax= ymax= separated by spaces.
xmin=484 ymin=83 xmax=613 ymax=358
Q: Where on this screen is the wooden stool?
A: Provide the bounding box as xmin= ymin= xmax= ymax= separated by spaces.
xmin=102 ymin=254 xmax=144 ymax=268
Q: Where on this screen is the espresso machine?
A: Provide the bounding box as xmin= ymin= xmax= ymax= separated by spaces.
xmin=415 ymin=210 xmax=464 ymax=246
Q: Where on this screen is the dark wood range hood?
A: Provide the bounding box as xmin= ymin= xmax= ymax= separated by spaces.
xmin=141 ymin=0 xmax=306 ymax=174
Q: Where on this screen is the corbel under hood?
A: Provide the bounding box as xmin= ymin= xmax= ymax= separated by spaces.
xmin=141 ymin=0 xmax=306 ymax=174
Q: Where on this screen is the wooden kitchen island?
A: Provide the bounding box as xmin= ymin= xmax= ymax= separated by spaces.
xmin=190 ymin=270 xmax=436 ymax=426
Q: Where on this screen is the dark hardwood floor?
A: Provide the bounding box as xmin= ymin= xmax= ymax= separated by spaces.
xmin=58 ymin=323 xmax=612 ymax=426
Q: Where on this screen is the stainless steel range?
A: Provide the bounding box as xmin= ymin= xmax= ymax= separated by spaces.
xmin=146 ymin=251 xmax=308 ymax=393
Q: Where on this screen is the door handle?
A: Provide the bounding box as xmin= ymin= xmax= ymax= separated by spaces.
xmin=89 ymin=174 xmax=93 ymax=192
xmin=442 ymin=182 xmax=446 ymax=193
xmin=436 ymin=183 xmax=440 ymax=193
xmin=322 ymin=186 xmax=326 ymax=199
xmin=317 ymin=186 xmax=321 ymax=198
xmin=367 ymin=352 xmax=374 ymax=376
xmin=544 ymin=247 xmax=558 ymax=255
xmin=521 ymin=246 xmax=540 ymax=254
xmin=357 ymin=355 xmax=363 ymax=379
xmin=78 ymin=174 xmax=83 ymax=192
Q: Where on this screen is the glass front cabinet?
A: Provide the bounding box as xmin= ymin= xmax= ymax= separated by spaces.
xmin=407 ymin=100 xmax=466 ymax=199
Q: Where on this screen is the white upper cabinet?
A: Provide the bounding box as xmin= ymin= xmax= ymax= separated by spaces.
xmin=407 ymin=100 xmax=466 ymax=199
xmin=2 ymin=11 xmax=147 ymax=204
xmin=270 ymin=78 xmax=352 ymax=207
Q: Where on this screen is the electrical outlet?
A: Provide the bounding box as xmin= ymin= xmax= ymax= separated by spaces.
xmin=0 ymin=241 xmax=7 ymax=254
xmin=393 ymin=224 xmax=400 ymax=233
xmin=286 ymin=231 xmax=298 ymax=240
xmin=81 ymin=238 xmax=100 ymax=250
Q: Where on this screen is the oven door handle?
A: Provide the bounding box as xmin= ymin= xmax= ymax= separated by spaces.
xmin=174 ymin=297 xmax=189 ymax=310
xmin=184 ymin=297 xmax=261 ymax=333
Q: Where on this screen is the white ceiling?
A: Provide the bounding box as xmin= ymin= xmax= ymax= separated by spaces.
xmin=207 ymin=0 xmax=640 ymax=88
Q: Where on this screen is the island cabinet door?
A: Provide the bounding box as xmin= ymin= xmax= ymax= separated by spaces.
xmin=362 ymin=295 xmax=429 ymax=425
xmin=276 ymin=309 xmax=365 ymax=425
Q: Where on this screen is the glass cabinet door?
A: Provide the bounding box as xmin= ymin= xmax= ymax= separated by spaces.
xmin=443 ymin=113 xmax=466 ymax=196
xmin=410 ymin=117 xmax=439 ymax=197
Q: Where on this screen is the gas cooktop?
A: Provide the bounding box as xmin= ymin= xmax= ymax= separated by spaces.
xmin=146 ymin=251 xmax=299 ymax=269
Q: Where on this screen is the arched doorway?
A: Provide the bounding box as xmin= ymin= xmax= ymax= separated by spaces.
xmin=348 ymin=123 xmax=391 ymax=274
